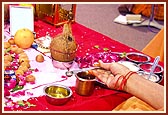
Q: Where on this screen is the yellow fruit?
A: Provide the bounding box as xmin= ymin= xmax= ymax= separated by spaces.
xmin=14 ymin=28 xmax=34 ymax=49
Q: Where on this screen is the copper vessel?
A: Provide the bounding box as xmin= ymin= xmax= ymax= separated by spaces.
xmin=75 ymin=71 xmax=96 ymax=96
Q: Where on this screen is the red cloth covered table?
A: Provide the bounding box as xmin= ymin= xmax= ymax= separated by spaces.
xmin=4 ymin=20 xmax=164 ymax=111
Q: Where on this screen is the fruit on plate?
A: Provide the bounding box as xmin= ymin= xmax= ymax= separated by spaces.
xmin=14 ymin=28 xmax=34 ymax=49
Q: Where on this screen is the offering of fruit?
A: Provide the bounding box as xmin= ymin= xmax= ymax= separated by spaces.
xmin=36 ymin=54 xmax=44 ymax=62
xmin=15 ymin=69 xmax=24 ymax=75
xmin=20 ymin=61 xmax=31 ymax=68
xmin=18 ymin=66 xmax=28 ymax=72
xmin=15 ymin=48 xmax=24 ymax=54
xmin=14 ymin=28 xmax=34 ymax=49
xmin=10 ymin=45 xmax=18 ymax=52
xmin=4 ymin=42 xmax=11 ymax=49
xmin=26 ymin=75 xmax=36 ymax=82
xmin=50 ymin=23 xmax=77 ymax=62
xmin=8 ymin=38 xmax=15 ymax=45
xmin=4 ymin=55 xmax=13 ymax=62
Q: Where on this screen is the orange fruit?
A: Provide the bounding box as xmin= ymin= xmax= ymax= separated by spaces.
xmin=14 ymin=28 xmax=34 ymax=49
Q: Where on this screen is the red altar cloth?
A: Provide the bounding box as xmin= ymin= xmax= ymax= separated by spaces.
xmin=4 ymin=87 xmax=131 ymax=111
xmin=4 ymin=20 xmax=164 ymax=111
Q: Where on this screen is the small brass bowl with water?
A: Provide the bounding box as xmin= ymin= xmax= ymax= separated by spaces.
xmin=43 ymin=84 xmax=72 ymax=106
xmin=75 ymin=71 xmax=96 ymax=96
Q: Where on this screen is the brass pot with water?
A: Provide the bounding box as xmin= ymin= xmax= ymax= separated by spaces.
xmin=75 ymin=71 xmax=96 ymax=96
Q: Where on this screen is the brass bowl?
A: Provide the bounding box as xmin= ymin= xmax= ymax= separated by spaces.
xmin=43 ymin=84 xmax=72 ymax=106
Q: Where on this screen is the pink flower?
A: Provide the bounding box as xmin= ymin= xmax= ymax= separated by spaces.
xmin=8 ymin=79 xmax=17 ymax=89
xmin=17 ymin=75 xmax=24 ymax=80
xmin=4 ymin=88 xmax=10 ymax=97
xmin=29 ymin=81 xmax=35 ymax=84
xmin=11 ymin=90 xmax=25 ymax=97
xmin=24 ymin=70 xmax=32 ymax=75
xmin=14 ymin=54 xmax=19 ymax=59
xmin=26 ymin=92 xmax=33 ymax=96
xmin=18 ymin=80 xmax=26 ymax=86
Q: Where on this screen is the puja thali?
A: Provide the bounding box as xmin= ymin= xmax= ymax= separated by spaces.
xmin=74 ymin=51 xmax=163 ymax=83
xmin=34 ymin=32 xmax=52 ymax=53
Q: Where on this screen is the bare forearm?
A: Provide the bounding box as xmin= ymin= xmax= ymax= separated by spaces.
xmin=124 ymin=73 xmax=164 ymax=110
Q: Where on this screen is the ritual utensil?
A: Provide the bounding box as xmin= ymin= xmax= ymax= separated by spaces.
xmin=43 ymin=84 xmax=72 ymax=106
xmin=50 ymin=23 xmax=77 ymax=77
xmin=148 ymin=56 xmax=160 ymax=80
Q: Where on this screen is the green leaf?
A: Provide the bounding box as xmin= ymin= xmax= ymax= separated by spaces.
xmin=29 ymin=68 xmax=34 ymax=71
xmin=5 ymin=47 xmax=11 ymax=53
xmin=26 ymin=102 xmax=36 ymax=107
xmin=11 ymin=85 xmax=24 ymax=92
xmin=17 ymin=100 xmax=25 ymax=106
xmin=103 ymin=48 xmax=109 ymax=51
xmin=120 ymin=52 xmax=127 ymax=58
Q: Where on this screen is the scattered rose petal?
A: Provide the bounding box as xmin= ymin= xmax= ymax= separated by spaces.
xmin=4 ymin=88 xmax=10 ymax=97
xmin=18 ymin=80 xmax=26 ymax=86
xmin=34 ymin=68 xmax=39 ymax=72
xmin=26 ymin=92 xmax=33 ymax=96
xmin=75 ymin=51 xmax=123 ymax=68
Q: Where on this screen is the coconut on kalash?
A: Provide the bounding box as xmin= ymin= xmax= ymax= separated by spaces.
xmin=50 ymin=23 xmax=77 ymax=69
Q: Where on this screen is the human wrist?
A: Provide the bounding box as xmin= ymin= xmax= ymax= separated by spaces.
xmin=122 ymin=71 xmax=138 ymax=92
xmin=115 ymin=71 xmax=137 ymax=91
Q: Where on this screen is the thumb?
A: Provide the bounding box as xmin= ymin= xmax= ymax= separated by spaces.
xmin=98 ymin=60 xmax=113 ymax=71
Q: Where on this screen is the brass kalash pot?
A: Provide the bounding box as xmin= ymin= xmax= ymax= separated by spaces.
xmin=50 ymin=23 xmax=77 ymax=71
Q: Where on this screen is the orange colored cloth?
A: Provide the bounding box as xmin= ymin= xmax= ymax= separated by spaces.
xmin=142 ymin=28 xmax=164 ymax=62
xmin=113 ymin=96 xmax=156 ymax=111
xmin=131 ymin=4 xmax=164 ymax=20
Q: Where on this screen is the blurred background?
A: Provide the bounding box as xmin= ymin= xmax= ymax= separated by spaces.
xmin=4 ymin=3 xmax=165 ymax=51
xmin=75 ymin=4 xmax=164 ymax=51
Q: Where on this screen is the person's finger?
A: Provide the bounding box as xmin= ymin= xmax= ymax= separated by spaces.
xmin=98 ymin=60 xmax=112 ymax=71
xmin=105 ymin=74 xmax=115 ymax=88
xmin=90 ymin=70 xmax=108 ymax=83
xmin=98 ymin=60 xmax=120 ymax=75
